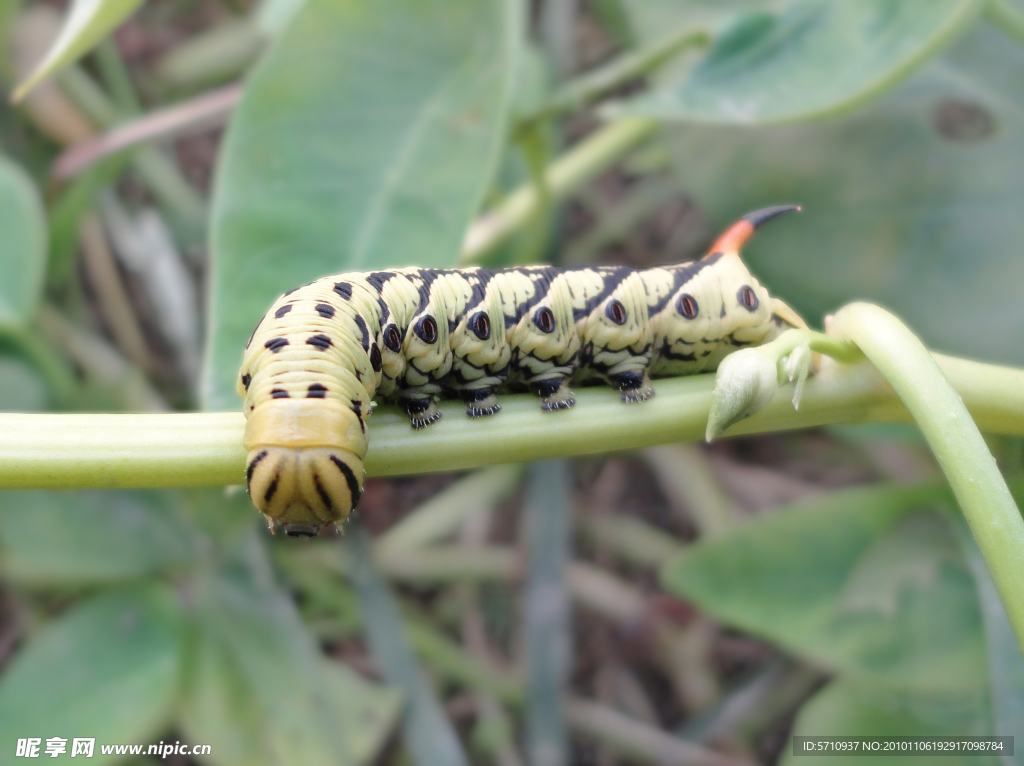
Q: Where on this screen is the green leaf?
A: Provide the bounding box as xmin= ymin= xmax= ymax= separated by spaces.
xmin=12 ymin=0 xmax=143 ymax=102
xmin=0 ymin=156 xmax=46 ymax=326
xmin=180 ymin=622 xmax=399 ymax=766
xmin=346 ymin=523 xmax=470 ymax=766
xmin=614 ymin=0 xmax=980 ymax=124
xmin=203 ymin=0 xmax=521 ymax=409
xmin=0 ymin=586 xmax=183 ymax=760
xmin=182 ymin=566 xmax=371 ymax=765
xmin=0 ymin=490 xmax=197 ymax=587
xmin=661 ymin=484 xmax=987 ymax=692
xmin=782 ymin=678 xmax=996 ymax=766
xmin=662 ymin=18 xmax=1024 ymax=366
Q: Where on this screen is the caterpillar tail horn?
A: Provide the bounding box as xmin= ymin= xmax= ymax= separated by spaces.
xmin=243 ymin=401 xmax=365 ymax=536
xmin=703 ymin=204 xmax=802 ymax=258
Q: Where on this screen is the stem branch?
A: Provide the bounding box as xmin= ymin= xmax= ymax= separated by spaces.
xmin=831 ymin=302 xmax=1024 ymax=651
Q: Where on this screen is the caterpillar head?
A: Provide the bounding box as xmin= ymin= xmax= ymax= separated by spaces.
xmin=245 ymin=446 xmax=363 ymax=536
xmin=243 ymin=401 xmax=367 ymax=536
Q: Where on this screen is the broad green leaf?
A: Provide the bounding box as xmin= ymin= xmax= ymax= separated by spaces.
xmin=662 ymin=19 xmax=1024 ymax=366
xmin=185 ymin=567 xmax=364 ymax=765
xmin=662 ymin=484 xmax=987 ymax=692
xmin=321 ymin=660 xmax=403 ymax=764
xmin=614 ymin=0 xmax=980 ymax=124
xmin=0 ymin=156 xmax=46 ymax=326
xmin=179 ymin=624 xmax=400 ymax=766
xmin=347 ymin=523 xmax=470 ymax=766
xmin=782 ymin=679 xmax=995 ymax=766
xmin=203 ymin=0 xmax=521 ymax=409
xmin=0 ymin=587 xmax=183 ymax=760
xmin=0 ymin=490 xmax=197 ymax=586
xmin=12 ymin=0 xmax=143 ymax=101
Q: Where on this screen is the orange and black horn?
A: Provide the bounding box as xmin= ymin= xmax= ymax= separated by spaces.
xmin=703 ymin=204 xmax=801 ymax=259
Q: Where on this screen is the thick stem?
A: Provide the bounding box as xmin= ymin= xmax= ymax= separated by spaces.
xmin=831 ymin=302 xmax=1024 ymax=652
xmin=0 ymin=351 xmax=1020 ymax=488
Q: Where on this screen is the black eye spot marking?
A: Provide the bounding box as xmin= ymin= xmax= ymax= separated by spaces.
xmin=384 ymin=324 xmax=402 ymax=352
xmin=333 ymin=282 xmax=352 ymax=300
xmin=307 ymin=383 xmax=327 ymax=399
xmin=271 ymin=388 xmax=289 ymax=399
xmin=265 ymin=337 xmax=288 ymax=352
xmin=274 ymin=304 xmax=292 ymax=319
xmin=738 ymin=285 xmax=759 ymax=312
xmin=241 ymin=373 xmax=251 ymax=391
xmin=369 ymin=343 xmax=382 ymax=372
xmin=415 ymin=316 xmax=438 ymax=344
xmin=471 ymin=311 xmax=490 ymax=340
xmin=534 ymin=307 xmax=555 ymax=334
xmin=678 ymin=293 xmax=698 ymax=320
xmin=315 ymin=303 xmax=335 ymax=319
xmin=306 ymin=334 xmax=332 ymax=350
xmin=606 ymin=299 xmax=627 ymax=325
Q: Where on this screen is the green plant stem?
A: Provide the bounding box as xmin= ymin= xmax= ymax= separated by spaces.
xmin=830 ymin=302 xmax=1024 ymax=651
xmin=986 ymin=0 xmax=1024 ymax=46
xmin=460 ymin=117 xmax=660 ymax=264
xmin=523 ymin=28 xmax=709 ymax=124
xmin=0 ymin=349 xmax=1020 ymax=488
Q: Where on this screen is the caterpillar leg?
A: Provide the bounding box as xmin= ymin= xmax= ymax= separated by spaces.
xmin=610 ymin=370 xmax=654 ymax=403
xmin=530 ymin=377 xmax=576 ymax=412
xmin=462 ymin=387 xmax=501 ymax=418
xmin=401 ymin=396 xmax=443 ymax=429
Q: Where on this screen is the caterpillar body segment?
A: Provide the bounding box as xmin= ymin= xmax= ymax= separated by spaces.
xmin=239 ymin=205 xmax=805 ymax=535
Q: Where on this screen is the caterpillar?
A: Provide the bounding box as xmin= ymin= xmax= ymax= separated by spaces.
xmin=239 ymin=205 xmax=807 ymax=536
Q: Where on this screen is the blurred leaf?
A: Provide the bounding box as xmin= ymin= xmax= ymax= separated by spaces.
xmin=954 ymin=516 xmax=1024 ymax=755
xmin=203 ymin=0 xmax=522 ymax=408
xmin=0 ymin=156 xmax=46 ymax=327
xmin=47 ymin=155 xmax=129 ymax=287
xmin=613 ymin=0 xmax=979 ymax=124
xmin=12 ymin=0 xmax=143 ymax=101
xmin=180 ymin=621 xmax=399 ymax=766
xmin=184 ymin=563 xmax=367 ymax=765
xmin=662 ymin=19 xmax=1024 ymax=366
xmin=347 ymin=523 xmax=470 ymax=766
xmin=523 ymin=461 xmax=572 ymax=766
xmin=321 ymin=660 xmax=403 ymax=764
xmin=782 ymin=678 xmax=995 ymax=766
xmin=0 ymin=586 xmax=183 ymax=759
xmin=623 ymin=0 xmax=793 ymax=40
xmin=255 ymin=0 xmax=306 ymax=36
xmin=0 ymin=490 xmax=197 ymax=586
xmin=0 ymin=356 xmax=49 ymax=411
xmin=662 ymin=484 xmax=987 ymax=692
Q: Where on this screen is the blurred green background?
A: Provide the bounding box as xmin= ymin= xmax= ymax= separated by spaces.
xmin=0 ymin=0 xmax=1022 ymax=763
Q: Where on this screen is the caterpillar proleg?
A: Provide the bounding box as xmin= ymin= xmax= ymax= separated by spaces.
xmin=239 ymin=205 xmax=807 ymax=535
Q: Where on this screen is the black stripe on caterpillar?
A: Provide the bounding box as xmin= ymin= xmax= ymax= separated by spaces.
xmin=238 ymin=205 xmax=807 ymax=535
